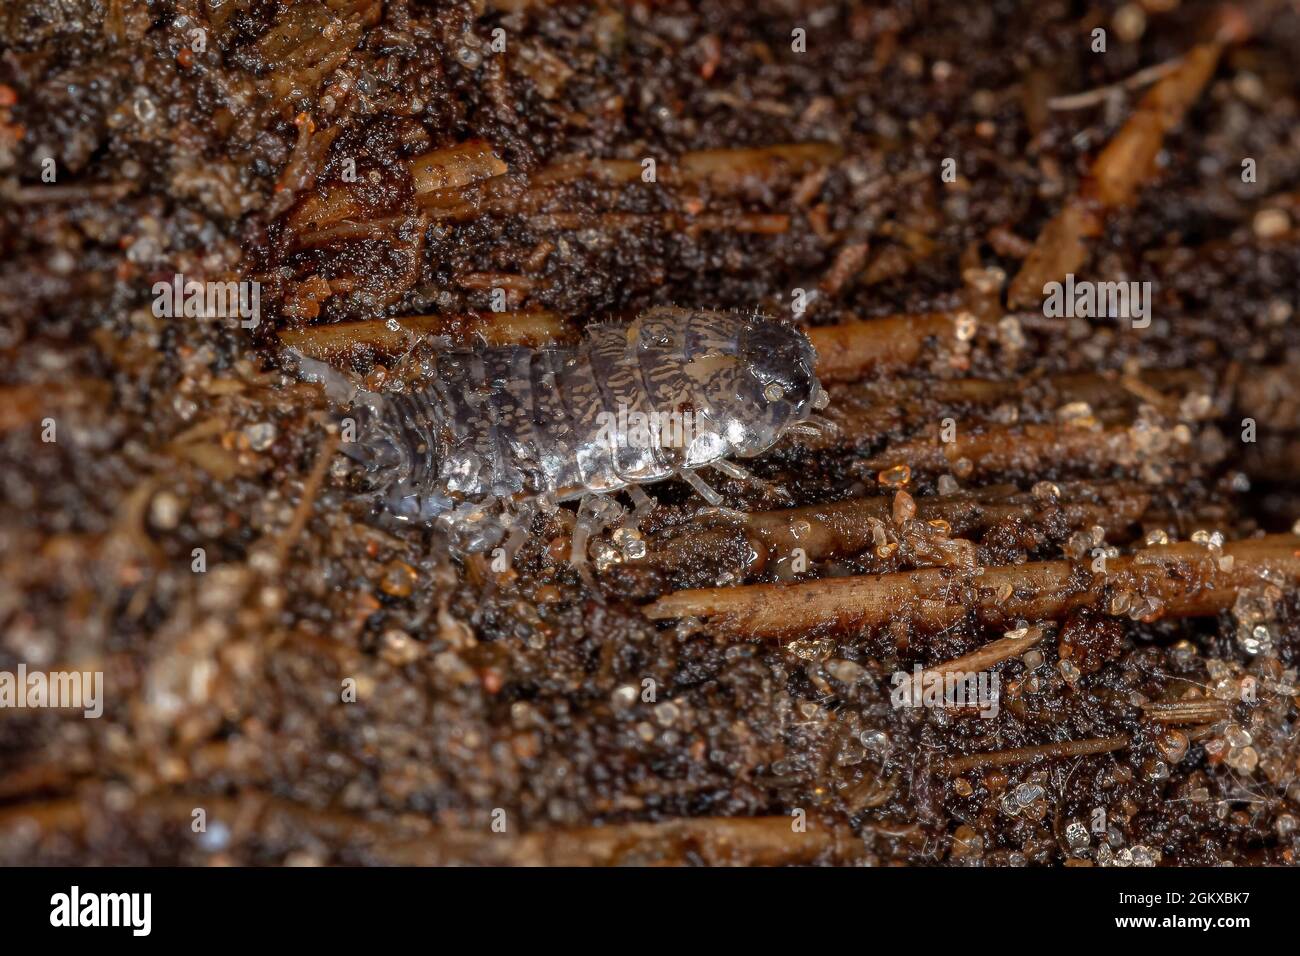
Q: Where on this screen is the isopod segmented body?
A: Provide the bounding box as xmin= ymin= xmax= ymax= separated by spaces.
xmin=342 ymin=307 xmax=827 ymax=572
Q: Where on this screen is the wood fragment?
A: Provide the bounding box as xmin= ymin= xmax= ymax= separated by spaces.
xmin=1008 ymin=40 xmax=1229 ymax=307
xmin=808 ymin=312 xmax=957 ymax=383
xmin=677 ymin=143 xmax=843 ymax=187
xmin=277 ymin=311 xmax=576 ymax=362
xmin=859 ymin=420 xmax=1188 ymax=478
xmin=373 ymin=814 xmax=851 ymax=866
xmin=644 ymin=535 xmax=1300 ymax=640
xmin=413 ymin=142 xmax=840 ymax=225
xmin=1006 ymin=201 xmax=1102 ymax=309
xmin=0 ymin=380 xmax=113 ymax=434
xmin=1047 ymin=57 xmax=1183 ymax=111
xmin=0 ymin=763 xmax=83 ymax=801
xmin=410 ymin=139 xmax=508 ymax=196
xmin=1093 ymin=44 xmax=1225 ymax=209
xmin=921 ymin=627 xmax=1046 ymax=679
xmin=802 ymin=368 xmax=1205 ymax=451
xmin=268 ymin=117 xmax=339 ymax=218
xmin=735 ymin=483 xmax=1151 ymax=566
xmin=289 ymin=139 xmax=506 ymax=236
xmin=1142 ymin=698 xmax=1232 ymax=724
xmin=0 ymin=798 xmax=87 ymax=833
xmin=940 ymin=735 xmax=1130 ymax=774
xmin=536 ymin=142 xmax=843 ymax=191
xmin=0 ymin=793 xmax=849 ymax=866
xmin=819 ymin=241 xmax=871 ymax=297
xmin=527 ymin=211 xmax=790 ymax=234
xmin=1 ymin=181 xmax=135 ymax=204
xmin=275 ymin=431 xmax=339 ymax=568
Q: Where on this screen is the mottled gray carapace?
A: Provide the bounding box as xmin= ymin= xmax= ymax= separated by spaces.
xmin=341 ymin=307 xmax=826 ymax=559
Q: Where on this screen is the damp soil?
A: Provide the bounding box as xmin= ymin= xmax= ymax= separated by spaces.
xmin=1 ymin=0 xmax=1300 ymax=865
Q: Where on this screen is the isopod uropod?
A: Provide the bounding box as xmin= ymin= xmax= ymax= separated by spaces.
xmin=328 ymin=306 xmax=829 ymax=580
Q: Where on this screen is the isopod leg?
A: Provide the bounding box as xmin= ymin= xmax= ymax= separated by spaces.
xmin=626 ymin=485 xmax=657 ymax=526
xmin=708 ymin=459 xmax=793 ymax=504
xmin=569 ymin=494 xmax=623 ymax=593
xmin=678 ymin=468 xmax=725 ymax=507
xmin=784 ymin=416 xmax=839 ymax=440
xmin=439 ymin=500 xmax=507 ymax=553
xmin=497 ymin=500 xmax=535 ymax=572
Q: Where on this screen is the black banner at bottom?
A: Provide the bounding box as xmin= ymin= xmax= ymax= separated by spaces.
xmin=0 ymin=864 xmax=1284 ymax=942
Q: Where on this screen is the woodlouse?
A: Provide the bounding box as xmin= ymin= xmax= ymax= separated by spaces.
xmin=314 ymin=307 xmax=830 ymax=580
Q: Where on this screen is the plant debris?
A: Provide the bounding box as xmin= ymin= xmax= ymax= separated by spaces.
xmin=2 ymin=0 xmax=1300 ymax=867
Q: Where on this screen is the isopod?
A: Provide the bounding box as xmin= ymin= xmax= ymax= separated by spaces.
xmin=310 ymin=307 xmax=830 ymax=581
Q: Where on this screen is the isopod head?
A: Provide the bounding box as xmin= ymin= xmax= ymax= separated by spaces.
xmin=339 ymin=396 xmax=456 ymax=523
xmin=684 ymin=319 xmax=822 ymax=465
